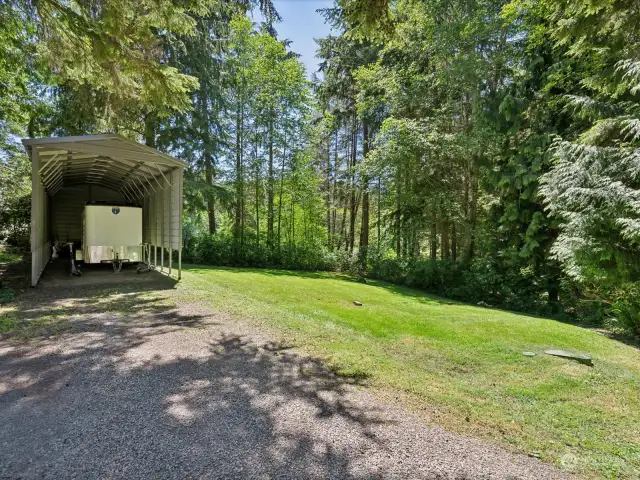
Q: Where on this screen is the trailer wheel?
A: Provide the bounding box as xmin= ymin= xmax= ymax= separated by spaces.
xmin=112 ymin=260 xmax=123 ymax=273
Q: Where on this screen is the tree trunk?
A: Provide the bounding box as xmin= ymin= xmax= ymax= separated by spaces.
xmin=205 ymin=152 xmax=216 ymax=235
xmin=303 ymin=200 xmax=308 ymax=241
xmin=377 ymin=177 xmax=381 ymax=252
xmin=402 ymin=227 xmax=409 ymax=259
xmin=331 ymin=129 xmax=339 ymax=247
xmin=348 ymin=116 xmax=358 ymax=253
xmin=338 ymin=202 xmax=348 ymax=250
xmin=412 ymin=225 xmax=420 ymax=257
xmin=441 ymin=219 xmax=450 ymax=260
xmin=144 ymin=113 xmax=156 ymax=148
xmin=267 ymin=115 xmax=274 ymax=247
xmin=326 ymin=130 xmax=332 ymax=248
xmin=464 ymin=168 xmax=478 ymax=265
xmin=200 ymin=85 xmax=216 ymax=234
xmin=547 ymin=260 xmax=561 ymax=305
xmin=359 ymin=122 xmax=370 ymax=270
xmin=430 ymin=216 xmax=437 ymax=260
xmin=290 ymin=195 xmax=295 ymax=246
xmin=277 ymin=133 xmax=287 ymax=248
xmin=451 ymin=223 xmax=457 ymax=261
xmin=254 ymin=141 xmax=260 ymax=247
xmin=396 ymin=173 xmax=401 ymax=258
xmin=234 ymin=97 xmax=244 ymax=249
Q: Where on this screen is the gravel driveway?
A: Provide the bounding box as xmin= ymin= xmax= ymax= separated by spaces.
xmin=0 ymin=270 xmax=572 ymax=479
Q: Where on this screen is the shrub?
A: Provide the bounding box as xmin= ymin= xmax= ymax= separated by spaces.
xmin=182 ymin=232 xmax=340 ymax=271
xmin=369 ymin=256 xmax=562 ymax=319
xmin=609 ymin=283 xmax=640 ymax=338
xmin=369 ymin=258 xmax=407 ymax=284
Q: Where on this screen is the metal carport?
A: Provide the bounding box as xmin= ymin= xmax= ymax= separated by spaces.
xmin=23 ymin=134 xmax=185 ymax=287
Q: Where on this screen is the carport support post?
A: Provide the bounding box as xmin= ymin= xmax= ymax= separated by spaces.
xmin=30 ymin=147 xmax=40 ymax=287
xmin=161 ymin=186 xmax=164 ymax=272
xmin=178 ymin=169 xmax=183 ymax=281
xmin=168 ymin=175 xmax=173 ymax=276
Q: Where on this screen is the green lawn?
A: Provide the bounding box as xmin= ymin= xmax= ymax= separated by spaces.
xmin=177 ymin=265 xmax=640 ymax=479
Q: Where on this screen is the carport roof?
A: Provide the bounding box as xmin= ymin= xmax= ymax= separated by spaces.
xmin=22 ymin=134 xmax=185 ymax=201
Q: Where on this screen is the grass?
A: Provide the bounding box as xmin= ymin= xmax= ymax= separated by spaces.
xmin=0 ymin=310 xmax=71 ymax=339
xmin=0 ymin=283 xmax=176 ymax=340
xmin=1 ymin=245 xmax=71 ymax=337
xmin=0 ymin=246 xmax=25 ymax=304
xmin=176 ymin=265 xmax=640 ymax=479
xmin=0 ymin=246 xmax=23 ymax=266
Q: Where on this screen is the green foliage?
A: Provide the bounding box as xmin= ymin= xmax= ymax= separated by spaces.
xmin=0 ymin=194 xmax=30 ymax=246
xmin=183 ymin=232 xmax=341 ymax=271
xmin=331 ymin=0 xmax=640 ymax=337
xmin=0 ymin=152 xmax=31 ymax=246
xmin=32 ymin=0 xmax=209 ymax=115
xmin=541 ymin=137 xmax=640 ymax=283
xmin=0 ymin=46 xmax=30 ymax=241
xmin=609 ymin=283 xmax=640 ymax=338
xmin=333 ymin=0 xmax=394 ymax=39
xmin=369 ymin=257 xmax=565 ymax=318
xmin=170 ymin=0 xmax=640 ymax=340
xmin=168 ymin=13 xmax=313 ymax=254
xmin=527 ymin=0 xmax=640 ymax=339
xmin=0 ymin=3 xmax=35 ymax=145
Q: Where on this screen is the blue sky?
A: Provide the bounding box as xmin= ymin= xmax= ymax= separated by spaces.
xmin=252 ymin=0 xmax=335 ymax=78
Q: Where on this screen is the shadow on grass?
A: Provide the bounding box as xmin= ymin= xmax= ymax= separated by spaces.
xmin=0 ymin=263 xmax=391 ymax=478
xmin=591 ymin=328 xmax=640 ymax=349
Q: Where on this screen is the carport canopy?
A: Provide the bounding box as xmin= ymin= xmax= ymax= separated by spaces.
xmin=24 ymin=134 xmax=185 ymax=286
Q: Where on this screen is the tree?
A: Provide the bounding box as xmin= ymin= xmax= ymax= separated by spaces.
xmin=28 ymin=0 xmax=207 ymax=117
xmin=315 ymin=11 xmax=379 ymax=258
xmin=530 ymin=0 xmax=640 ymax=284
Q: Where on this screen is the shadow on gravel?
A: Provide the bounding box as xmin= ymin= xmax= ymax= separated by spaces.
xmin=0 ymin=272 xmax=392 ymax=479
